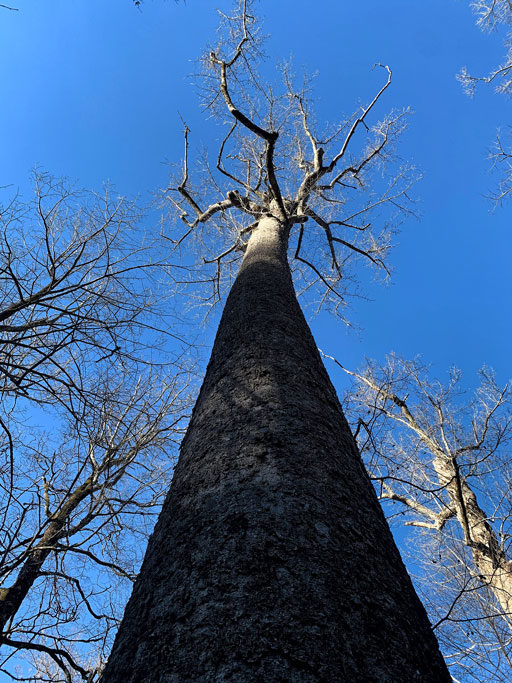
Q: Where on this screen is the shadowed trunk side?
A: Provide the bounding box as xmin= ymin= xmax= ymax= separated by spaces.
xmin=102 ymin=215 xmax=450 ymax=681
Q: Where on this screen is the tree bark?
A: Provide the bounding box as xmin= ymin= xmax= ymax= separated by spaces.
xmin=102 ymin=216 xmax=450 ymax=681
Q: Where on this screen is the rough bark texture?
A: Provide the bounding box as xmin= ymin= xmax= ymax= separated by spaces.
xmin=102 ymin=217 xmax=450 ymax=682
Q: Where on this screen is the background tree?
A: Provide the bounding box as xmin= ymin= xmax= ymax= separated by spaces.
xmin=102 ymin=2 xmax=449 ymax=680
xmin=336 ymin=353 xmax=512 ymax=682
xmin=459 ymin=0 xmax=512 ymax=202
xmin=460 ymin=0 xmax=512 ymax=95
xmin=0 ymin=173 xmax=191 ymax=681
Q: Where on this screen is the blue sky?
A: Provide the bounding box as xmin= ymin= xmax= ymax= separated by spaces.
xmin=1 ymin=0 xmax=510 ymax=392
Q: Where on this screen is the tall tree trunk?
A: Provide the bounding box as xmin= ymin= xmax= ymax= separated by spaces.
xmin=102 ymin=216 xmax=450 ymax=681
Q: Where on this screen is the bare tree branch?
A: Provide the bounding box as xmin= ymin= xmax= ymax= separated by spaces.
xmin=0 ymin=173 xmax=192 ymax=681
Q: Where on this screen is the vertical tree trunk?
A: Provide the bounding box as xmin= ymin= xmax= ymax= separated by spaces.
xmin=102 ymin=216 xmax=450 ymax=681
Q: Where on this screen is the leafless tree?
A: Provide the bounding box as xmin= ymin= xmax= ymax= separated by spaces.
xmin=460 ymin=0 xmax=512 ymax=96
xmin=459 ymin=0 xmax=512 ymax=202
xmin=332 ymin=352 xmax=512 ymax=682
xmin=102 ymin=3 xmax=449 ymax=681
xmin=0 ymin=172 xmax=191 ymax=681
xmin=162 ymin=3 xmax=416 ymax=323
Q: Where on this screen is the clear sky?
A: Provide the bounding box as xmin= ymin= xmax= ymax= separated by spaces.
xmin=1 ymin=0 xmax=510 ymax=392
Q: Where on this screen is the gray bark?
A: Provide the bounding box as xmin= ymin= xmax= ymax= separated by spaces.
xmin=102 ymin=216 xmax=450 ymax=681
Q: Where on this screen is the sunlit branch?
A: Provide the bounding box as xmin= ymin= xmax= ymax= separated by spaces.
xmin=208 ymin=10 xmax=287 ymax=219
xmin=293 ymin=225 xmax=343 ymax=301
xmin=305 ymin=208 xmax=390 ymax=275
xmin=1 ymin=636 xmax=88 ymax=681
xmin=328 ymin=64 xmax=392 ymax=171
